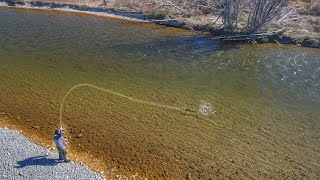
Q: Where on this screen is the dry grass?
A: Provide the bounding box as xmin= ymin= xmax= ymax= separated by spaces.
xmin=289 ymin=0 xmax=320 ymax=15
xmin=310 ymin=1 xmax=320 ymax=16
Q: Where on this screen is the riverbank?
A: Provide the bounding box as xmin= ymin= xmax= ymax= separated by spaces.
xmin=0 ymin=112 xmax=142 ymax=179
xmin=0 ymin=0 xmax=319 ymax=48
xmin=0 ymin=127 xmax=105 ymax=180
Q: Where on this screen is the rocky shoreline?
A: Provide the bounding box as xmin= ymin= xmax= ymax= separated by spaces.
xmin=0 ymin=127 xmax=105 ymax=180
xmin=1 ymin=0 xmax=319 ymax=48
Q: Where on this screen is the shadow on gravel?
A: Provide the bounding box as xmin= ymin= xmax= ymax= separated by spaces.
xmin=15 ymin=156 xmax=62 ymax=168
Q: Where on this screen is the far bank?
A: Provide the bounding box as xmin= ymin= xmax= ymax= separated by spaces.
xmin=1 ymin=0 xmax=319 ymax=48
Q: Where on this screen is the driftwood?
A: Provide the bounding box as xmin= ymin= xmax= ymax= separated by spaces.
xmin=277 ymin=7 xmax=302 ymax=24
xmin=210 ymin=29 xmax=284 ymax=41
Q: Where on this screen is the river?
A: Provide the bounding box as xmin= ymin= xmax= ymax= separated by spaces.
xmin=0 ymin=6 xmax=319 ymax=179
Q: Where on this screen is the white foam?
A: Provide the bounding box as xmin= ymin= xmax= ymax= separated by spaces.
xmin=198 ymin=100 xmax=215 ymax=116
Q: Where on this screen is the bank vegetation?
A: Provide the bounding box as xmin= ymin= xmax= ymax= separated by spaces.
xmin=105 ymin=0 xmax=319 ymax=46
xmin=9 ymin=0 xmax=320 ymax=46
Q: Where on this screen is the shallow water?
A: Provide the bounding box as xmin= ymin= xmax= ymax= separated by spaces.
xmin=0 ymin=7 xmax=320 ymax=179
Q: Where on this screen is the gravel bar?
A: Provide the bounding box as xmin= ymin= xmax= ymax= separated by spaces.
xmin=0 ymin=127 xmax=105 ymax=180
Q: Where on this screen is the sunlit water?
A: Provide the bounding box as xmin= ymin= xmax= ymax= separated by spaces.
xmin=0 ymin=7 xmax=319 ymax=179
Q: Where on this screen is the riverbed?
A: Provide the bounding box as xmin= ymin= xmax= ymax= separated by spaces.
xmin=0 ymin=6 xmax=319 ymax=179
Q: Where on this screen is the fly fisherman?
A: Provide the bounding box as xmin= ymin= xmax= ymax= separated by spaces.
xmin=54 ymin=127 xmax=70 ymax=162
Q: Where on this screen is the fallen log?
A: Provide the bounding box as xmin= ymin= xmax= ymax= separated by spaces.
xmin=210 ymin=29 xmax=284 ymax=41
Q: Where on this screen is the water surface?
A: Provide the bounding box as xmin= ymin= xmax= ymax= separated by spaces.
xmin=0 ymin=7 xmax=319 ymax=179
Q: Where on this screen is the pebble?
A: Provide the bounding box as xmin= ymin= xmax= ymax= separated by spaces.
xmin=32 ymin=126 xmax=40 ymax=130
xmin=0 ymin=128 xmax=105 ymax=180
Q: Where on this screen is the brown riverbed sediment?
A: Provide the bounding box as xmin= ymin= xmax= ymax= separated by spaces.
xmin=1 ymin=6 xmax=320 ymax=179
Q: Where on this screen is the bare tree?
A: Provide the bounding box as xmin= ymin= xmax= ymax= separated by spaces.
xmin=222 ymin=0 xmax=245 ymax=31
xmin=247 ymin=0 xmax=288 ymax=32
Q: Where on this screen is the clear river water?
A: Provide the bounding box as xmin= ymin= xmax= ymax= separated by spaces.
xmin=0 ymin=6 xmax=319 ymax=179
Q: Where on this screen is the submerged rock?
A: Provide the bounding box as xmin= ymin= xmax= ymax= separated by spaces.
xmin=32 ymin=126 xmax=40 ymax=130
xmin=76 ymin=133 xmax=83 ymax=138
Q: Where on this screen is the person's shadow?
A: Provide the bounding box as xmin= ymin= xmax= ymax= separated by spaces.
xmin=15 ymin=156 xmax=62 ymax=168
